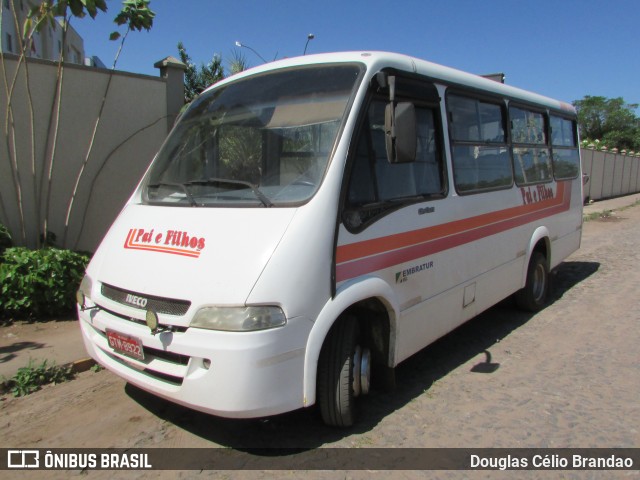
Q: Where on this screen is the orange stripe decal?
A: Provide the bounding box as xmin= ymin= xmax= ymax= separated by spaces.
xmin=336 ymin=182 xmax=571 ymax=282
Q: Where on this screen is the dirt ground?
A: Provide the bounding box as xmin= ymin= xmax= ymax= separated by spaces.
xmin=0 ymin=318 xmax=85 ymax=380
xmin=1 ymin=205 xmax=639 ymax=479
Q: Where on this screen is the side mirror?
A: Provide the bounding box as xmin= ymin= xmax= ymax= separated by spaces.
xmin=385 ymin=102 xmax=417 ymax=164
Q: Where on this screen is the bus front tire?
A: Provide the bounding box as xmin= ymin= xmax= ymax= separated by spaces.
xmin=516 ymin=251 xmax=549 ymax=312
xmin=317 ymin=315 xmax=366 ymax=427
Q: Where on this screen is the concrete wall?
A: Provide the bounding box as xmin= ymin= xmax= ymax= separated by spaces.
xmin=0 ymin=53 xmax=184 ymax=252
xmin=581 ymin=148 xmax=640 ymax=203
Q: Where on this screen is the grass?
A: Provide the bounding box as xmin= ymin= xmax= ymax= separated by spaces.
xmin=582 ymin=197 xmax=640 ymax=222
xmin=1 ymin=359 xmax=75 ymax=397
xmin=583 ymin=210 xmax=613 ymax=222
xmin=90 ymin=363 xmax=104 ymax=373
xmin=618 ymin=199 xmax=640 ymax=212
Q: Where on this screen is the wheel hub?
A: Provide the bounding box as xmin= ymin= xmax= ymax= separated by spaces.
xmin=352 ymin=346 xmax=371 ymax=397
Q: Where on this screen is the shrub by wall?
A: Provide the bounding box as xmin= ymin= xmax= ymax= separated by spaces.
xmin=0 ymin=247 xmax=89 ymax=320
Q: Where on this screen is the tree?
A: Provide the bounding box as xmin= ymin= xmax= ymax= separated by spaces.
xmin=178 ymin=41 xmax=224 ymax=103
xmin=177 ymin=43 xmax=249 ymax=104
xmin=2 ymin=0 xmax=110 ymax=245
xmin=63 ymin=0 xmax=155 ymax=246
xmin=573 ymin=96 xmax=640 ymax=151
xmin=228 ymin=49 xmax=248 ymax=76
xmin=1 ymin=0 xmax=155 ymax=248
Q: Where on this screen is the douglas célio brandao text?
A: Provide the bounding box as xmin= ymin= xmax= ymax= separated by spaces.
xmin=470 ymin=453 xmax=634 ymax=470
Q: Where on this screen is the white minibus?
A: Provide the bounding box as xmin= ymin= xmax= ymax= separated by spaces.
xmin=77 ymin=52 xmax=583 ymax=427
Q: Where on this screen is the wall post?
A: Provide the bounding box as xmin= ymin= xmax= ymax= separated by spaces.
xmin=154 ymin=56 xmax=187 ymax=132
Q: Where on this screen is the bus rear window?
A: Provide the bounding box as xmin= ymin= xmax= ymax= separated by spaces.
xmin=551 ymin=115 xmax=580 ymax=180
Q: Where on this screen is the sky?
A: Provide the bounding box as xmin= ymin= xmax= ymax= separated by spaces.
xmin=72 ymin=0 xmax=640 ymax=109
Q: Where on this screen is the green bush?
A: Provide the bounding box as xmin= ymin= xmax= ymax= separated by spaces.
xmin=0 ymin=223 xmax=12 ymax=257
xmin=6 ymin=359 xmax=75 ymax=397
xmin=0 ymin=247 xmax=89 ymax=319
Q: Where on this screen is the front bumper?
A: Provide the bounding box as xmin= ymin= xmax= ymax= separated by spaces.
xmin=78 ymin=306 xmax=311 ymax=418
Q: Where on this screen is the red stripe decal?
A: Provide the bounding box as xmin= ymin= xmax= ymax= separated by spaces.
xmin=336 ymin=182 xmax=572 ymax=282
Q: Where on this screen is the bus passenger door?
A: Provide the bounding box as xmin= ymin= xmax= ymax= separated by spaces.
xmin=336 ymin=77 xmax=454 ymax=363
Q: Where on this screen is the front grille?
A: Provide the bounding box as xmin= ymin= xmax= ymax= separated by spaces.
xmin=101 ymin=283 xmax=191 ymax=316
xmin=94 ymin=304 xmax=189 ymax=333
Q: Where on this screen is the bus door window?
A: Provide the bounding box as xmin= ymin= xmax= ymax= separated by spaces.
xmin=344 ymin=97 xmax=444 ymax=231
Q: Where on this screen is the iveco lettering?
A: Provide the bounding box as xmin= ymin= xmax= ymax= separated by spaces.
xmin=125 ymin=294 xmax=147 ymax=308
xmin=77 ymin=52 xmax=583 ymax=427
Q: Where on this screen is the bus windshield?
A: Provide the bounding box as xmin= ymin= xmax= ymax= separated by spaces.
xmin=144 ymin=64 xmax=362 ymax=207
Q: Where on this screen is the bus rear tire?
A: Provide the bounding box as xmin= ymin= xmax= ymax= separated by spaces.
xmin=317 ymin=315 xmax=368 ymax=427
xmin=516 ymin=251 xmax=549 ymax=312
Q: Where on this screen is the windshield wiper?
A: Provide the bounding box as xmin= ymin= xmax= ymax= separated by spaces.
xmin=189 ymin=177 xmax=273 ymax=207
xmin=147 ymin=182 xmax=198 ymax=206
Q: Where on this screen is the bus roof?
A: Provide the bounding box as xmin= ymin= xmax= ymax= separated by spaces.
xmin=214 ymin=51 xmax=576 ymax=115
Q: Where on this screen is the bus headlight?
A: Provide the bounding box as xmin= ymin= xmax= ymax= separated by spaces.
xmin=190 ymin=306 xmax=286 ymax=332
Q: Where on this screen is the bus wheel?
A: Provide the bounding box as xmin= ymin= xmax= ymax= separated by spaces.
xmin=516 ymin=251 xmax=549 ymax=312
xmin=317 ymin=315 xmax=370 ymax=427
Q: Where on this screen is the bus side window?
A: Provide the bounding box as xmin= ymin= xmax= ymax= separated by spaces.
xmin=447 ymin=94 xmax=512 ymax=194
xmin=510 ymin=106 xmax=552 ymax=185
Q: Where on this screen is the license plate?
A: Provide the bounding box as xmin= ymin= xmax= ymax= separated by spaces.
xmin=106 ymin=329 xmax=144 ymax=361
